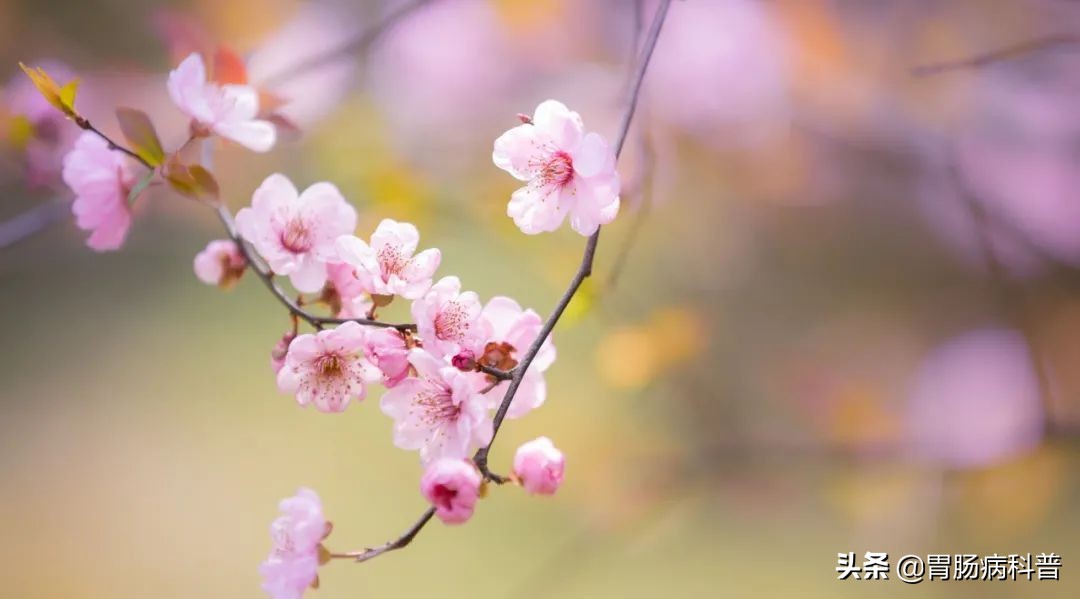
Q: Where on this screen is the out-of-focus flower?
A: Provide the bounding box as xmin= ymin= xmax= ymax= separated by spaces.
xmin=367 ymin=0 xmax=512 ymax=158
xmin=259 ymin=487 xmax=330 ymax=599
xmin=5 ymin=59 xmax=79 ymax=188
xmin=167 ymin=52 xmax=276 ymax=152
xmin=493 ymin=100 xmax=620 ymax=235
xmin=420 ymin=457 xmax=482 ymax=525
xmin=380 ymin=348 xmax=492 ymax=464
xmin=193 ymin=239 xmax=247 ymax=288
xmin=472 ymin=296 xmax=554 ymax=419
xmin=276 ymin=322 xmax=379 ymax=413
xmin=907 ymin=328 xmax=1044 ymax=469
xmin=335 ymin=219 xmax=441 ymax=300
xmin=646 ymin=0 xmax=789 ymax=146
xmin=364 ymin=327 xmax=411 ymax=388
xmin=513 ymin=436 xmax=565 ymax=495
xmin=325 ymin=262 xmax=372 ymax=319
xmin=245 ymin=2 xmax=359 ymax=129
xmin=235 ymin=173 xmax=357 ymax=293
xmin=61 ymin=132 xmax=137 ymax=252
xmin=411 ymin=276 xmax=485 ymax=360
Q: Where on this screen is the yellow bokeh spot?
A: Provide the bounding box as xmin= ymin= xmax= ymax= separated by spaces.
xmin=597 ymin=326 xmax=658 ymax=390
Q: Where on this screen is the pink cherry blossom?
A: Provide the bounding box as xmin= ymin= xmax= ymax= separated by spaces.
xmin=235 ymin=173 xmax=357 ymax=293
xmin=193 ymin=239 xmax=247 ymax=287
xmin=334 ymin=219 xmax=441 ymax=300
xmin=493 ymin=99 xmax=620 ymax=236
xmin=420 ymin=457 xmax=483 ymax=525
xmin=364 ymin=327 xmax=412 ymax=388
xmin=276 ymin=321 xmax=379 ymax=413
xmin=259 ymin=487 xmax=329 ymax=599
xmin=380 ymin=348 xmax=492 ymax=464
xmin=513 ymin=436 xmax=565 ymax=495
xmin=471 ymin=296 xmax=555 ymax=419
xmin=167 ymin=52 xmax=276 ymax=152
xmin=326 ymin=262 xmax=373 ymax=319
xmin=411 ymin=276 xmax=485 ymax=359
xmin=61 ymin=131 xmax=137 ymax=252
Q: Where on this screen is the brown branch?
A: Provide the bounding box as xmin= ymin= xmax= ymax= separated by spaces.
xmin=336 ymin=0 xmax=674 ymax=562
xmin=475 ymin=0 xmax=673 ymax=476
xmin=911 ymin=34 xmax=1080 ymax=77
xmin=330 ymin=508 xmax=435 ymax=563
xmin=258 ymin=0 xmax=435 ymax=88
xmin=213 ymin=202 xmax=416 ymax=332
xmin=74 ymin=116 xmax=155 ymax=170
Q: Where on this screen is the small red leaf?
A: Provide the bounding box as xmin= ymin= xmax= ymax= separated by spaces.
xmin=212 ymin=46 xmax=248 ymax=85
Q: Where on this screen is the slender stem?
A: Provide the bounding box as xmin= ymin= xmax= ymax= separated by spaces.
xmin=75 ymin=117 xmax=154 ymax=170
xmin=911 ymin=34 xmax=1080 ymax=77
xmin=332 ymin=508 xmax=435 ymax=563
xmin=213 ymin=202 xmax=416 ymax=332
xmin=258 ymin=0 xmax=435 ymax=88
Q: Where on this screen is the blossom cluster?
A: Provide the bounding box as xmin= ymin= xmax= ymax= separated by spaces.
xmin=21 ymin=43 xmax=610 ymax=599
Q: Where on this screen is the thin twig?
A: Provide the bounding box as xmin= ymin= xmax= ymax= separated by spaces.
xmin=475 ymin=0 xmax=673 ymax=476
xmin=74 ymin=116 xmax=154 ymax=170
xmin=0 ymin=197 xmax=70 ymax=250
xmin=336 ymin=0 xmax=674 ymax=562
xmin=331 ymin=508 xmax=435 ymax=563
xmin=213 ymin=202 xmax=416 ymax=332
xmin=258 ymin=0 xmax=435 ymax=88
xmin=911 ymin=34 xmax=1080 ymax=77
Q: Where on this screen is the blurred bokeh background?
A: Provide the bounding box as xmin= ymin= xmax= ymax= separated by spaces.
xmin=3 ymin=0 xmax=1080 ymax=596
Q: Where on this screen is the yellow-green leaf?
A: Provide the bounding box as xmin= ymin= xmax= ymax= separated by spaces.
xmin=18 ymin=62 xmax=80 ymax=118
xmin=115 ymin=107 xmax=165 ymax=166
xmin=164 ymin=158 xmax=219 ymax=200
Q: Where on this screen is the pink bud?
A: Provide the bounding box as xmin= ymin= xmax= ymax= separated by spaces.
xmin=270 ymin=331 xmax=296 ymax=374
xmin=451 ymin=349 xmax=477 ymax=371
xmin=513 ymin=437 xmax=564 ymax=495
xmin=516 ymin=112 xmax=533 ymax=125
xmin=420 ymin=458 xmax=482 ymax=524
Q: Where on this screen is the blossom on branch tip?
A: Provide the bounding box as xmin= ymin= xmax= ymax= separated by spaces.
xmin=193 ymin=239 xmax=247 ymax=288
xmin=259 ymin=487 xmax=330 ymax=599
xmin=411 ymin=276 xmax=486 ymax=359
xmin=380 ymin=348 xmax=492 ymax=464
xmin=61 ymin=131 xmax=137 ymax=251
xmin=473 ymin=296 xmax=554 ymax=419
xmin=493 ymin=99 xmax=620 ymax=236
xmin=513 ymin=437 xmax=565 ymax=495
xmin=167 ymin=52 xmax=276 ymax=152
xmin=235 ymin=173 xmax=357 ymax=293
xmin=276 ymin=321 xmax=379 ymax=413
xmin=420 ymin=458 xmax=482 ymax=525
xmin=334 ymin=218 xmax=441 ymax=300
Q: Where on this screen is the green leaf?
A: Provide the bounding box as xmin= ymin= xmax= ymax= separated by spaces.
xmin=164 ymin=158 xmax=219 ymax=200
xmin=116 ymin=107 xmax=165 ymax=166
xmin=127 ymin=170 xmax=155 ymax=206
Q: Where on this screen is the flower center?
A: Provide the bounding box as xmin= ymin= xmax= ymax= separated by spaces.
xmin=416 ymin=387 xmax=460 ymax=424
xmin=536 ymin=150 xmax=574 ymax=189
xmin=376 ymin=244 xmax=407 ymax=281
xmin=434 ymin=300 xmax=470 ymax=342
xmin=280 ymin=219 xmax=314 ymax=254
xmin=314 ymin=354 xmax=344 ymax=378
xmin=431 ymin=484 xmax=457 ymax=511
